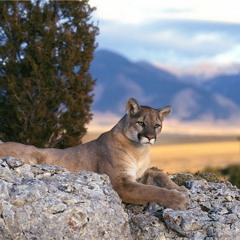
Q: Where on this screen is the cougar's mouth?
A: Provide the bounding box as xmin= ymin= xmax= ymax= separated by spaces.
xmin=138 ymin=134 xmax=156 ymax=145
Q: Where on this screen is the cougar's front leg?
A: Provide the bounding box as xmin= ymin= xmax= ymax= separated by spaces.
xmin=113 ymin=175 xmax=189 ymax=210
xmin=138 ymin=168 xmax=189 ymax=194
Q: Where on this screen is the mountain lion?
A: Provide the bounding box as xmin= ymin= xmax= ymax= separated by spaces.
xmin=0 ymin=98 xmax=189 ymax=210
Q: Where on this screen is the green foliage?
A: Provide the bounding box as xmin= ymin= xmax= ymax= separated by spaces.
xmin=194 ymin=172 xmax=219 ymax=182
xmin=0 ymin=0 xmax=98 ymax=148
xmin=171 ymin=172 xmax=219 ymax=186
xmin=220 ymin=165 xmax=240 ymax=188
xmin=204 ymin=165 xmax=240 ymax=189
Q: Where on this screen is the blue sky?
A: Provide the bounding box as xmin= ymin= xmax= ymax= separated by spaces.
xmin=89 ymin=0 xmax=240 ymax=76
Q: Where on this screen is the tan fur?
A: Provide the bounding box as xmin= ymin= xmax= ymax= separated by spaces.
xmin=0 ymin=98 xmax=189 ymax=210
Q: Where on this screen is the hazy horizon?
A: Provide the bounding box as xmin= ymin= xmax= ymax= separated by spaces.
xmin=90 ymin=0 xmax=240 ymax=73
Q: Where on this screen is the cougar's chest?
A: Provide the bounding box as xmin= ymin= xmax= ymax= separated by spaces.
xmin=135 ymin=153 xmax=151 ymax=179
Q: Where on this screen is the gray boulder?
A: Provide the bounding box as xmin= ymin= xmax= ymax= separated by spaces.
xmin=0 ymin=157 xmax=131 ymax=240
xmin=125 ymin=174 xmax=240 ymax=240
xmin=0 ymin=157 xmax=240 ymax=240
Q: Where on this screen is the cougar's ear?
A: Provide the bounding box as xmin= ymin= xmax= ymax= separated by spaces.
xmin=159 ymin=106 xmax=172 ymax=119
xmin=126 ymin=98 xmax=141 ymax=116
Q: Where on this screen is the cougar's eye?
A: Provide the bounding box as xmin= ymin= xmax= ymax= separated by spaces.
xmin=137 ymin=121 xmax=145 ymax=127
xmin=154 ymin=124 xmax=161 ymax=129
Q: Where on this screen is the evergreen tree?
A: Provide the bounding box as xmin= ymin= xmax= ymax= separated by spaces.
xmin=0 ymin=0 xmax=98 ymax=148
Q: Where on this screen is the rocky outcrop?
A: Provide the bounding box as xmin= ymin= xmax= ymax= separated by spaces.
xmin=0 ymin=157 xmax=131 ymax=240
xmin=0 ymin=157 xmax=240 ymax=240
xmin=126 ymin=174 xmax=240 ymax=239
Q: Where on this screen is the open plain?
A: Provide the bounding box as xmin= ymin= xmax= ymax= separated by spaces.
xmin=83 ymin=126 xmax=240 ymax=174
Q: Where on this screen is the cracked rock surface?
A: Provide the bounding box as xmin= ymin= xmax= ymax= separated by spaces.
xmin=125 ymin=174 xmax=240 ymax=240
xmin=1 ymin=157 xmax=240 ymax=240
xmin=0 ymin=157 xmax=131 ymax=240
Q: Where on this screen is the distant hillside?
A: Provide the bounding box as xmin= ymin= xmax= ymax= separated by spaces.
xmin=204 ymin=73 xmax=240 ymax=105
xmin=90 ymin=49 xmax=240 ymax=121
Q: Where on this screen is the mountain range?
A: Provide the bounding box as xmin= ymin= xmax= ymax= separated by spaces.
xmin=90 ymin=49 xmax=240 ymax=121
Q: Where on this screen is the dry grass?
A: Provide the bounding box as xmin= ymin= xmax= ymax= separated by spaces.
xmin=150 ymin=141 xmax=240 ymax=174
xmin=83 ymin=130 xmax=240 ymax=174
xmin=83 ymin=113 xmax=240 ymax=174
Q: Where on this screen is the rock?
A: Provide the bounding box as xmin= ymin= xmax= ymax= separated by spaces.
xmin=126 ymin=175 xmax=240 ymax=240
xmin=0 ymin=157 xmax=131 ymax=240
xmin=1 ymin=157 xmax=240 ymax=240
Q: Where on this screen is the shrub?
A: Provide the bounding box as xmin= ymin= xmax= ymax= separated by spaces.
xmin=0 ymin=0 xmax=98 ymax=148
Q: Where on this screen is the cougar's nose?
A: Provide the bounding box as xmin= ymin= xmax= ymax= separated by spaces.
xmin=145 ymin=134 xmax=155 ymax=141
xmin=145 ymin=135 xmax=156 ymax=145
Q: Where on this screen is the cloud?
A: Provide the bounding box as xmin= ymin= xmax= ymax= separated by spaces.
xmin=96 ymin=19 xmax=240 ymax=67
xmin=90 ymin=0 xmax=240 ymax=24
xmin=89 ymin=0 xmax=240 ymax=69
xmin=213 ymin=45 xmax=240 ymax=64
xmin=155 ymin=62 xmax=240 ymax=79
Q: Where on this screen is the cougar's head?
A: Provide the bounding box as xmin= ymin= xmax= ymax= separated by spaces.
xmin=124 ymin=98 xmax=171 ymax=145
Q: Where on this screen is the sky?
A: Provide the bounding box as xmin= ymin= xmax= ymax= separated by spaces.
xmin=89 ymin=0 xmax=240 ymax=76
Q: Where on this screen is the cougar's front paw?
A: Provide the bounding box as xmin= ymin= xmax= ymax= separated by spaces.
xmin=177 ymin=185 xmax=190 ymax=195
xmin=165 ymin=190 xmax=190 ymax=210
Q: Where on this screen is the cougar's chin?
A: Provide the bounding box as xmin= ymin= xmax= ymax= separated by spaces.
xmin=139 ymin=136 xmax=156 ymax=145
